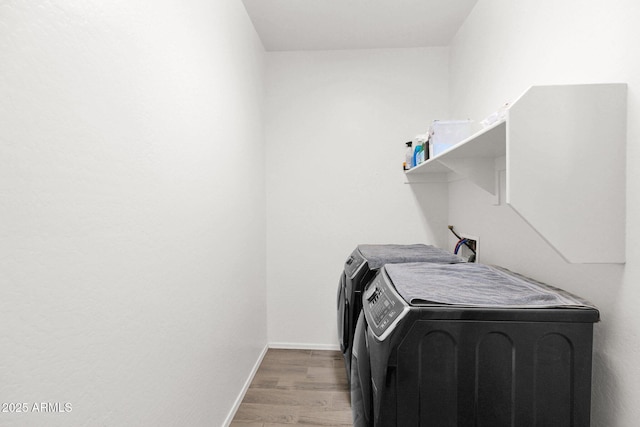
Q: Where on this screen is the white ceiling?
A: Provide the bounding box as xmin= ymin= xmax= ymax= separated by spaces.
xmin=241 ymin=0 xmax=478 ymax=51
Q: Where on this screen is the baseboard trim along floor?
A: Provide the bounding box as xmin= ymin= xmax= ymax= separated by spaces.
xmin=269 ymin=342 xmax=341 ymax=351
xmin=227 ymin=347 xmax=351 ymax=426
xmin=223 ymin=344 xmax=270 ymax=427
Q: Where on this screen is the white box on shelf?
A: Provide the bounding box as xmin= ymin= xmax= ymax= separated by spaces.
xmin=430 ymin=119 xmax=474 ymax=157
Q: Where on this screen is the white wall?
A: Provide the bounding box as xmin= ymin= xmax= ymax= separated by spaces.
xmin=0 ymin=1 xmax=266 ymax=426
xmin=447 ymin=1 xmax=640 ymax=426
xmin=265 ymin=48 xmax=450 ymax=346
xmin=7 ymin=1 xmax=637 ymax=424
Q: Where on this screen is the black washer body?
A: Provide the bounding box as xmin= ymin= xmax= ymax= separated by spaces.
xmin=336 ymin=244 xmax=463 ymax=386
xmin=352 ymin=263 xmax=600 ymax=427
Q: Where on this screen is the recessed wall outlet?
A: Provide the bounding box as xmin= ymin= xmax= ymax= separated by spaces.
xmin=459 ymin=234 xmax=479 ymax=262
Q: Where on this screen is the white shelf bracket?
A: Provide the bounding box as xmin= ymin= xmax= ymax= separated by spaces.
xmin=437 ymin=157 xmax=497 ymax=195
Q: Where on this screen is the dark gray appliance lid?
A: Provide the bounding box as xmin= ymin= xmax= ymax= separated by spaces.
xmin=384 ymin=262 xmax=598 ymax=310
xmin=357 ymin=244 xmax=465 ymax=270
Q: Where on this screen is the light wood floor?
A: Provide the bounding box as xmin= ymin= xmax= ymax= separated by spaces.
xmin=230 ymin=349 xmax=353 ymax=426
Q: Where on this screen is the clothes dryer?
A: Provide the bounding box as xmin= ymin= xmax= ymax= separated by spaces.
xmin=351 ymin=311 xmax=373 ymax=427
xmin=352 ymin=262 xmax=599 ymax=427
xmin=337 ymin=244 xmax=463 ymax=385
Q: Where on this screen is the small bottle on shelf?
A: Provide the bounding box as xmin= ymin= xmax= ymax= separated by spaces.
xmin=404 ymin=141 xmax=413 ymax=170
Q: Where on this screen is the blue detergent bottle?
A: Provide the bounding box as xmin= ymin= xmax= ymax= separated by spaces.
xmin=413 ymin=144 xmax=423 ymax=167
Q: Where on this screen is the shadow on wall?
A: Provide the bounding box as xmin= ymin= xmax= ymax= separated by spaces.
xmin=588 ymin=261 xmax=628 ymax=427
xmin=406 ymin=179 xmax=449 ymax=250
xmin=591 ymin=349 xmax=619 ymax=426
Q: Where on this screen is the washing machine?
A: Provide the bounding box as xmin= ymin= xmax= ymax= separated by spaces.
xmin=351 ymin=311 xmax=373 ymax=427
xmin=337 ymin=244 xmax=464 ymax=385
xmin=352 ymin=262 xmax=599 ymax=427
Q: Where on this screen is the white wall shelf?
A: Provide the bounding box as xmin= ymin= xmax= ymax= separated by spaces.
xmin=406 ymin=83 xmax=627 ymax=264
xmin=406 ymin=120 xmax=506 ymax=194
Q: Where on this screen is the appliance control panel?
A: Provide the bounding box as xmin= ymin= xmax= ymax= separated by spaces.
xmin=345 ymin=248 xmax=366 ymax=279
xmin=363 ymin=269 xmax=409 ymax=341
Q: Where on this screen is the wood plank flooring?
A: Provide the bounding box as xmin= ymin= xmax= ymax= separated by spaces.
xmin=230 ymin=349 xmax=353 ymax=426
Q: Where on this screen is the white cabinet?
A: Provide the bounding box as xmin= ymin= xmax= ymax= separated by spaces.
xmin=406 ymin=84 xmax=627 ymax=264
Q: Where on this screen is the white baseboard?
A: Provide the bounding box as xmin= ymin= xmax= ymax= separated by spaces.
xmin=268 ymin=342 xmax=341 ymax=351
xmin=222 ymin=343 xmax=269 ymax=427
xmin=222 ymin=341 xmax=341 ymax=426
